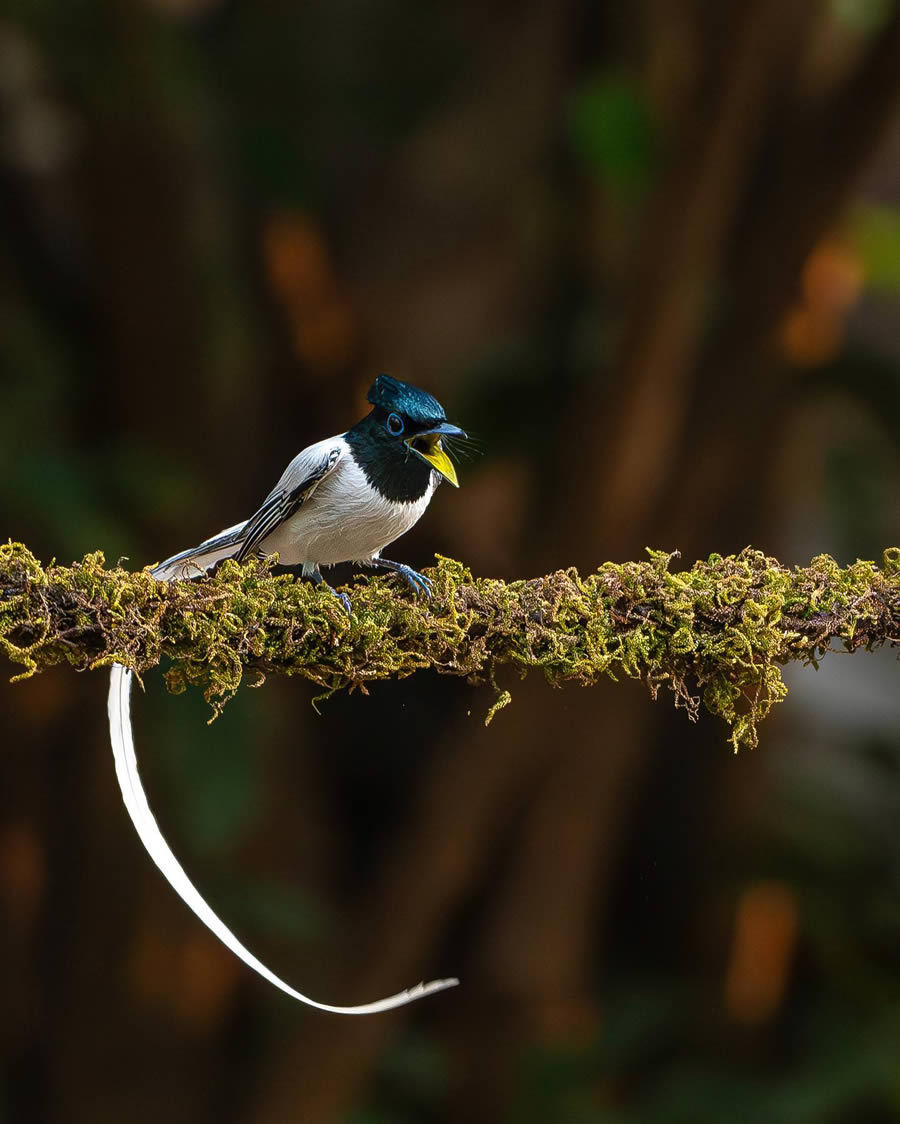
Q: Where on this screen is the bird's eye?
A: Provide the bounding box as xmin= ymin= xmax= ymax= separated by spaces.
xmin=386 ymin=413 xmax=405 ymax=436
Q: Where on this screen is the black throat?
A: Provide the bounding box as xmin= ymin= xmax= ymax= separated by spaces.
xmin=345 ymin=414 xmax=436 ymax=503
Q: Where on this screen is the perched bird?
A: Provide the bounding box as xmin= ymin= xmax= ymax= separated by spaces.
xmin=152 ymin=374 xmax=467 ymax=609
xmin=108 ymin=375 xmax=467 ymax=1015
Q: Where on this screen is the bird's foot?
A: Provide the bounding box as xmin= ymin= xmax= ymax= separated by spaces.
xmin=306 ymin=569 xmax=352 ymax=616
xmin=374 ymin=558 xmax=433 ymax=598
xmin=330 ymin=588 xmax=353 ymax=616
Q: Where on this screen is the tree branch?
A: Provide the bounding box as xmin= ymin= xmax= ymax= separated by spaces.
xmin=2 ymin=542 xmax=898 ymax=750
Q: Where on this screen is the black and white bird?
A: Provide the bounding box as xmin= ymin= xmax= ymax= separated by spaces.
xmin=108 ymin=375 xmax=467 ymax=1015
xmin=151 ymin=374 xmax=467 ymax=608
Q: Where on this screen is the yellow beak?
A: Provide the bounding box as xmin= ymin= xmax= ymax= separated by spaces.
xmin=408 ymin=434 xmax=459 ymax=487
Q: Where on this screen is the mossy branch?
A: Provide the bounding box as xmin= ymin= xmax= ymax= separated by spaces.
xmin=2 ymin=542 xmax=899 ymax=750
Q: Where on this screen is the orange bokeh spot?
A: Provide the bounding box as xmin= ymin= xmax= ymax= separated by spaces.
xmin=262 ymin=211 xmax=356 ymax=373
xmin=725 ymin=879 xmax=798 ymax=1025
xmin=779 ymin=235 xmax=864 ymax=366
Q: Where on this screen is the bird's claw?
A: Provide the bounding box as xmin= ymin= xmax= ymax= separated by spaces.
xmin=307 ymin=570 xmax=352 ymax=616
xmin=407 ymin=569 xmax=433 ymax=597
xmin=323 ymin=585 xmax=352 ymax=616
xmin=388 ymin=564 xmax=432 ymax=598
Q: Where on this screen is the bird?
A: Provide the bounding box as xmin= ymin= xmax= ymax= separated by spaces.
xmin=108 ymin=375 xmax=467 ymax=1015
xmin=151 ymin=374 xmax=468 ymax=610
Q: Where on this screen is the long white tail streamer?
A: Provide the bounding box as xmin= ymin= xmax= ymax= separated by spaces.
xmin=108 ymin=662 xmax=458 ymax=1013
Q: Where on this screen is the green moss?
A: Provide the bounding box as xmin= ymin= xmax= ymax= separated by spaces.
xmin=1 ymin=541 xmax=898 ymax=750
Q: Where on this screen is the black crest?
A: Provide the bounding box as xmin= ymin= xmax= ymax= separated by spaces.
xmin=366 ymin=375 xmax=445 ymax=425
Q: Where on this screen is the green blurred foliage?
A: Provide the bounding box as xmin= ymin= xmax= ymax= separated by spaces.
xmin=568 ymin=73 xmax=657 ymax=204
xmin=854 ymin=207 xmax=900 ymax=295
xmin=831 ymin=0 xmax=896 ymax=33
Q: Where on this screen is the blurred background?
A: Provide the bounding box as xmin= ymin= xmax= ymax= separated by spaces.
xmin=2 ymin=1 xmax=900 ymax=1121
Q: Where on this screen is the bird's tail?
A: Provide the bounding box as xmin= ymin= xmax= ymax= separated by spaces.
xmin=107 ymin=668 xmax=457 ymax=1014
xmin=149 ymin=522 xmax=249 ymax=581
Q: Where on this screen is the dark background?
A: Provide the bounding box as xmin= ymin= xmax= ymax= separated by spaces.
xmin=2 ymin=2 xmax=900 ymax=1121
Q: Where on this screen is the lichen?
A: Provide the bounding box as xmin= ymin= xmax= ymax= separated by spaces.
xmin=1 ymin=541 xmax=898 ymax=750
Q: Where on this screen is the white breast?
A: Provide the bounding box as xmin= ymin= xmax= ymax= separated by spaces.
xmin=260 ymin=438 xmax=438 ymax=567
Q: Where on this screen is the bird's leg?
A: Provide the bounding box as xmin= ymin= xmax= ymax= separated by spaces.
xmin=303 ymin=564 xmax=352 ymax=616
xmin=370 ymin=557 xmax=433 ymax=597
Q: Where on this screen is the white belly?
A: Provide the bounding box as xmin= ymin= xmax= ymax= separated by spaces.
xmin=260 ymin=453 xmax=437 ymax=566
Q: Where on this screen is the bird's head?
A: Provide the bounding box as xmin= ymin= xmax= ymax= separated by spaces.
xmin=362 ymin=374 xmax=467 ymax=487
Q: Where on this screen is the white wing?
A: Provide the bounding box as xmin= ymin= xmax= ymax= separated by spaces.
xmin=151 ymin=439 xmax=345 ymax=581
xmin=233 ymin=442 xmax=343 ymax=563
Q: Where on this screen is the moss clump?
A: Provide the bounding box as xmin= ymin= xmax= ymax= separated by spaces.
xmin=1 ymin=542 xmax=898 ymax=750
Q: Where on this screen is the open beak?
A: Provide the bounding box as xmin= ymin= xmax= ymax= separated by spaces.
xmin=406 ymin=422 xmax=467 ymax=487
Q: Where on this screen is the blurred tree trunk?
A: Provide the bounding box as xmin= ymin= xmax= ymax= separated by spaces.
xmin=447 ymin=6 xmax=818 ymax=1114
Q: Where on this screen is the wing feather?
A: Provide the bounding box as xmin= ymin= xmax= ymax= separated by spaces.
xmin=234 ymin=444 xmax=343 ymax=563
xmin=151 ymin=523 xmax=247 ymax=581
xmin=152 ymin=441 xmax=344 ymax=579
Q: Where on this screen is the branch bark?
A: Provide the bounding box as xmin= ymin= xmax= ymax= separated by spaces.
xmin=2 ymin=542 xmax=899 ymax=751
